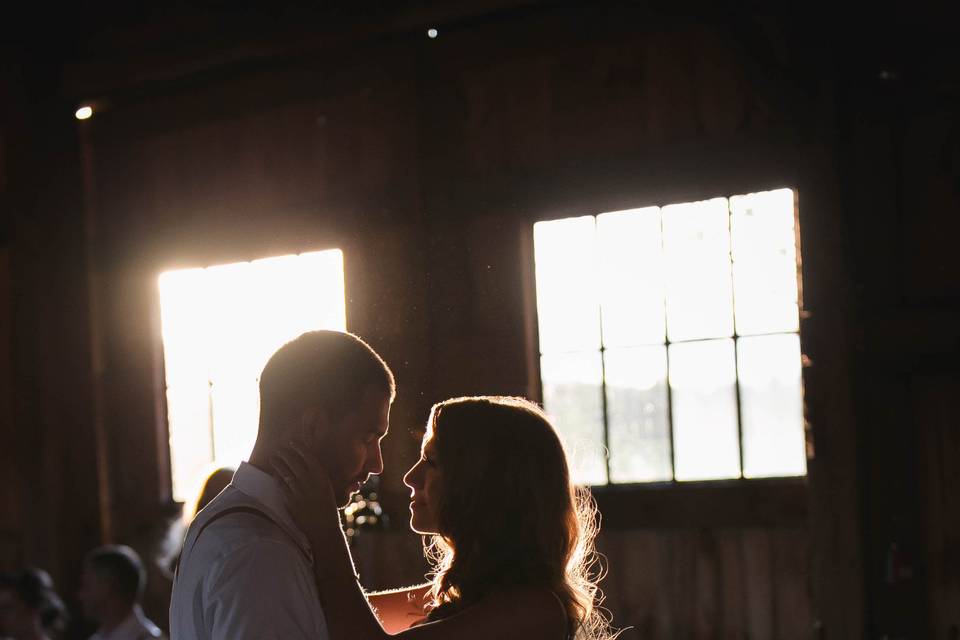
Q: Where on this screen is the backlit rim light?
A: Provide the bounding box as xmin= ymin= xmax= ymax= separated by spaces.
xmin=159 ymin=248 xmax=347 ymax=501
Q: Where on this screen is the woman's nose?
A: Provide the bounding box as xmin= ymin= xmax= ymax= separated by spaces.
xmin=403 ymin=462 xmax=421 ymax=489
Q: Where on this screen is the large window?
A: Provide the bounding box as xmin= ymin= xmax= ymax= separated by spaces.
xmin=533 ymin=188 xmax=805 ymax=485
xmin=158 ymin=249 xmax=346 ymax=501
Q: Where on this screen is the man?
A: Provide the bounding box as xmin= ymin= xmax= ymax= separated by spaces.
xmin=170 ymin=330 xmax=395 ymax=640
xmin=79 ymin=545 xmax=166 ymax=640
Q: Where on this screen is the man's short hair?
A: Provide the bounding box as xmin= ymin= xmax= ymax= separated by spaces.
xmin=84 ymin=545 xmax=145 ymax=606
xmin=258 ymin=330 xmax=395 ymax=433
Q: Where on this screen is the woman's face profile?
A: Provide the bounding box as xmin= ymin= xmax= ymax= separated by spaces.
xmin=403 ymin=435 xmax=441 ymax=535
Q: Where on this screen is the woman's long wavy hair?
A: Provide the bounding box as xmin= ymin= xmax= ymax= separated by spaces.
xmin=420 ymin=396 xmax=614 ymax=640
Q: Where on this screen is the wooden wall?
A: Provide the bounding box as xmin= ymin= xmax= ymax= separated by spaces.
xmin=0 ymin=65 xmax=18 ymax=570
xmin=844 ymin=68 xmax=960 ymax=639
xmin=2 ymin=5 xmax=956 ymax=639
xmin=0 ymin=61 xmax=105 ymax=607
xmin=915 ymin=377 xmax=960 ymax=640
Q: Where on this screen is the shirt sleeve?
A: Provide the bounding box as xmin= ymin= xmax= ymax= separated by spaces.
xmin=203 ymin=539 xmax=328 ymax=640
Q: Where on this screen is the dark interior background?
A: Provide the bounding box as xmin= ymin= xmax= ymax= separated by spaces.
xmin=1 ymin=3 xmax=958 ymax=638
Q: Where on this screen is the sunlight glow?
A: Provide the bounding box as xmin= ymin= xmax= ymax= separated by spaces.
xmin=539 ymin=351 xmax=607 ymax=485
xmin=730 ymin=188 xmax=800 ymax=335
xmin=597 ymin=208 xmax=666 ymax=346
xmin=669 ymin=339 xmax=740 ymax=480
xmin=533 ymin=217 xmax=601 ymax=354
xmin=662 ymin=198 xmax=735 ymax=342
xmin=159 ymin=249 xmax=346 ymax=501
xmin=534 ymin=188 xmax=805 ymax=485
xmin=605 ymin=346 xmax=671 ymax=483
xmin=738 ymin=334 xmax=806 ymax=477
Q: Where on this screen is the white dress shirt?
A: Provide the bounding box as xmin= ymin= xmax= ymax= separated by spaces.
xmin=90 ymin=605 xmax=165 ymax=640
xmin=169 ymin=462 xmax=329 ymax=640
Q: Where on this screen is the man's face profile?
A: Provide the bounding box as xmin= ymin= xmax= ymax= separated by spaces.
xmin=311 ymin=385 xmax=392 ymax=507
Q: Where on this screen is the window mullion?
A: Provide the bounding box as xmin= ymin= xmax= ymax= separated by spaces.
xmin=658 ymin=207 xmax=678 ymax=483
xmin=594 ymin=216 xmax=612 ymax=486
xmin=207 ymin=378 xmax=216 ymax=462
xmin=727 ymin=199 xmax=745 ymax=479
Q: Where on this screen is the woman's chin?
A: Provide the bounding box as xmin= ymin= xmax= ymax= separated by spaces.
xmin=408 ymin=516 xmax=438 ymax=536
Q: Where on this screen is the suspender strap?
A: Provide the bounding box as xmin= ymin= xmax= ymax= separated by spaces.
xmin=174 ymin=506 xmax=309 ymax=582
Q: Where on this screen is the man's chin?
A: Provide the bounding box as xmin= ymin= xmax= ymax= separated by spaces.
xmin=336 ymin=485 xmax=360 ymax=508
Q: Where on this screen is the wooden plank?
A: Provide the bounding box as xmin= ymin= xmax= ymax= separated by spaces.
xmin=771 ymin=528 xmax=812 ymax=640
xmin=593 ymin=478 xmax=807 ymax=529
xmin=741 ymin=529 xmax=774 ymax=638
xmin=0 ymin=246 xmax=22 ymax=568
xmin=692 ymin=529 xmax=720 ymax=638
xmin=716 ymin=529 xmax=748 ymax=638
xmin=596 ymin=529 xmax=660 ymax=639
xmin=668 ymin=529 xmax=699 ymax=638
xmin=914 ymin=376 xmax=960 ymax=638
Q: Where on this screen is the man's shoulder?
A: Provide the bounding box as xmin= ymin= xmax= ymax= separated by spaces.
xmin=183 ymin=490 xmax=306 ymax=568
xmin=189 ymin=490 xmax=283 ymax=542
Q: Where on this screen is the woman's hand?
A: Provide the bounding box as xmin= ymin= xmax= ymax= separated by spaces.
xmin=272 ymin=438 xmax=341 ymax=544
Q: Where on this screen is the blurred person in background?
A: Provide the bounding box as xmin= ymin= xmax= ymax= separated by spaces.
xmin=78 ymin=545 xmax=165 ymax=640
xmin=0 ymin=568 xmax=68 ymax=640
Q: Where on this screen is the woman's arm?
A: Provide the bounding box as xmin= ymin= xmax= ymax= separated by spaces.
xmin=273 ymin=447 xmax=566 ymax=640
xmin=367 ymin=585 xmax=432 ymax=633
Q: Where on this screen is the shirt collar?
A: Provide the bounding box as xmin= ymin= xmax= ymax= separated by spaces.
xmin=230 ymin=461 xmax=313 ymax=557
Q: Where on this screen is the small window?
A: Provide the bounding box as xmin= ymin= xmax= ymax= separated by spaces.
xmin=533 ymin=189 xmax=805 ymax=485
xmin=158 ymin=249 xmax=346 ymax=501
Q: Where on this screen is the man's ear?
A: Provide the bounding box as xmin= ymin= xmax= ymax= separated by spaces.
xmin=299 ymin=407 xmax=330 ymax=453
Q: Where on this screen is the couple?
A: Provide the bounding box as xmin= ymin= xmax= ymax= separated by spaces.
xmin=170 ymin=330 xmax=613 ymax=640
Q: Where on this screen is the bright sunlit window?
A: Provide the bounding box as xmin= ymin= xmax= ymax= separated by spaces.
xmin=534 ymin=188 xmax=806 ymax=485
xmin=159 ymin=249 xmax=346 ymax=501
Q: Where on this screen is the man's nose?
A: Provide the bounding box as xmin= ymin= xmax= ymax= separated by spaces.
xmin=367 ymin=443 xmax=384 ymax=475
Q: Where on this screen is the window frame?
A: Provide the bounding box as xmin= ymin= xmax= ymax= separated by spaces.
xmin=158 ymin=248 xmax=347 ymax=503
xmin=525 ymin=188 xmax=809 ymax=526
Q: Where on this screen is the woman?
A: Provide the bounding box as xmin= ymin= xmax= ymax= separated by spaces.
xmin=275 ymin=395 xmax=615 ymax=640
xmin=0 ymin=569 xmax=68 ymax=640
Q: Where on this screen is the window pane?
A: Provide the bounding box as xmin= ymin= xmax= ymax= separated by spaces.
xmin=160 ymin=249 xmax=346 ymax=501
xmin=669 ymin=339 xmax=740 ymax=480
xmin=662 ymin=198 xmax=735 ymax=342
xmin=540 ymin=351 xmax=606 ymax=484
xmin=605 ymin=346 xmax=671 ymax=483
xmin=730 ymin=189 xmax=800 ymax=335
xmin=245 ymin=251 xmax=348 ymax=377
xmin=210 ymin=379 xmax=261 ymax=472
xmin=534 ymin=217 xmax=601 ymax=353
xmin=204 ymin=261 xmax=259 ymax=381
xmin=158 ymin=269 xmax=211 ymax=390
xmin=737 ymin=334 xmax=806 ymax=478
xmin=166 ymin=384 xmax=213 ymax=502
xmin=597 ymin=208 xmax=666 ymax=346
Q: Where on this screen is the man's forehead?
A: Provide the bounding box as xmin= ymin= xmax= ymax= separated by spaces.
xmin=356 ymin=385 xmax=391 ymax=432
xmin=362 ymin=383 xmax=392 ymax=407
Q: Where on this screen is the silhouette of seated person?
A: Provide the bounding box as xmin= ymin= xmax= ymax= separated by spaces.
xmin=190 ymin=467 xmax=235 ymax=520
xmin=78 ymin=545 xmax=166 ymax=640
xmin=0 ymin=568 xmax=68 ymax=640
xmin=162 ymin=466 xmax=236 ymax=577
